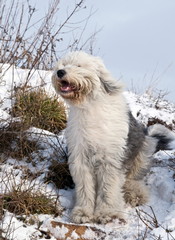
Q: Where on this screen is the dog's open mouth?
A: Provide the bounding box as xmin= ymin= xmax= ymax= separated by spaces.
xmin=60 ymin=80 xmax=76 ymax=93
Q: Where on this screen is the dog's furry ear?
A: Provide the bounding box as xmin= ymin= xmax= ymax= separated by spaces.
xmin=99 ymin=69 xmax=124 ymax=94
xmin=100 ymin=78 xmax=123 ymax=94
xmin=93 ymin=56 xmax=124 ymax=94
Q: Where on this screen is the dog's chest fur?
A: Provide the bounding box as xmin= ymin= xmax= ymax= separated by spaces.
xmin=66 ymin=96 xmax=129 ymax=165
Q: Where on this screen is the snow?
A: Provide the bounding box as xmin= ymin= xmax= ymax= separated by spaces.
xmin=82 ymin=229 xmax=99 ymax=239
xmin=124 ymin=91 xmax=175 ymax=127
xmin=2 ymin=211 xmax=45 ymax=240
xmin=0 ymin=64 xmax=53 ymax=110
xmin=26 ymin=127 xmax=67 ymax=162
xmin=0 ymin=64 xmax=175 ymax=240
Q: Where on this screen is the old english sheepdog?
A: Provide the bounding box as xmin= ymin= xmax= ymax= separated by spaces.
xmin=52 ymin=51 xmax=175 ymax=224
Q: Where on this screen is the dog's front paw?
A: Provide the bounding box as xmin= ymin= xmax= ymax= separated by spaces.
xmin=94 ymin=209 xmax=126 ymax=224
xmin=71 ymin=206 xmax=93 ymax=224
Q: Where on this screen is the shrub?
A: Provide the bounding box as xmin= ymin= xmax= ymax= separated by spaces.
xmin=0 ymin=0 xmax=95 ymax=71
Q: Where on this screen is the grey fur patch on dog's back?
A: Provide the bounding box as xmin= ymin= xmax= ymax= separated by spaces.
xmin=124 ymin=112 xmax=145 ymax=162
xmin=123 ymin=112 xmax=148 ymax=179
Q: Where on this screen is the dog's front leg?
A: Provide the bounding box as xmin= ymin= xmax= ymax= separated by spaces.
xmin=94 ymin=162 xmax=126 ymax=224
xmin=69 ymin=156 xmax=95 ymax=223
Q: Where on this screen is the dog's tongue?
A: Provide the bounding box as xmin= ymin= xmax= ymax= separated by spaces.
xmin=60 ymin=81 xmax=72 ymax=92
xmin=61 ymin=85 xmax=71 ymax=92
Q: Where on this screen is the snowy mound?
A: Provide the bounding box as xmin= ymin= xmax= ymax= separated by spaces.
xmin=0 ymin=65 xmax=175 ymax=240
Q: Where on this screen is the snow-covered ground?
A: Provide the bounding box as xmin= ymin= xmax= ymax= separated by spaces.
xmin=0 ymin=65 xmax=175 ymax=240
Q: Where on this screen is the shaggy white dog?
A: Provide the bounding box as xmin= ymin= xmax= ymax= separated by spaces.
xmin=52 ymin=51 xmax=174 ymax=224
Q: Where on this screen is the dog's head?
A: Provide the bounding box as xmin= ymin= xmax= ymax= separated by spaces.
xmin=52 ymin=51 xmax=123 ymax=105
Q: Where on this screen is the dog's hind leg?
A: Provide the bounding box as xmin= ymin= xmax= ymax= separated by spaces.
xmin=123 ymin=179 xmax=149 ymax=207
xmin=123 ymin=136 xmax=156 ymax=207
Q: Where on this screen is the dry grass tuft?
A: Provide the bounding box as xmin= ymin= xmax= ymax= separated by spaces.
xmin=0 ymin=121 xmax=38 ymax=161
xmin=11 ymin=88 xmax=67 ymax=134
xmin=0 ymin=189 xmax=61 ymax=216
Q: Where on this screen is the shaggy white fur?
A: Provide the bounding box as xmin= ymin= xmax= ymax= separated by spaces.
xmin=52 ymin=51 xmax=174 ymax=224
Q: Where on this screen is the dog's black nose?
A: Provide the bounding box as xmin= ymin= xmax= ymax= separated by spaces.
xmin=57 ymin=69 xmax=66 ymax=78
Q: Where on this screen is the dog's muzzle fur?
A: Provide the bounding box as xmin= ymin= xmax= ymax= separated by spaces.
xmin=52 ymin=51 xmax=175 ymax=224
